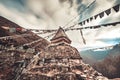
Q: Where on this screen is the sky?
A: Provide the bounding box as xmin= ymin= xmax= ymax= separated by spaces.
xmin=0 ymin=0 xmax=120 ymax=49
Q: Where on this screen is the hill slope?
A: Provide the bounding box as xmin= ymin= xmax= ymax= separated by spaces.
xmin=0 ymin=16 xmax=50 ymax=80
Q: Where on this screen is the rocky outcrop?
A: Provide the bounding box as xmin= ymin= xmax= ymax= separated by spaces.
xmin=0 ymin=16 xmax=50 ymax=80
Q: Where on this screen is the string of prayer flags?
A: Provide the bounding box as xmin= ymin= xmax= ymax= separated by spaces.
xmin=10 ymin=27 xmax=28 ymax=33
xmin=1 ymin=26 xmax=27 ymax=33
xmin=110 ymin=22 xmax=119 ymax=26
xmin=0 ymin=34 xmax=31 ymax=40
xmin=76 ymin=21 xmax=120 ymax=31
xmin=78 ymin=4 xmax=119 ymax=26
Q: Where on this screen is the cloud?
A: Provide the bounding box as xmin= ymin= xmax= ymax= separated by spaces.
xmin=0 ymin=0 xmax=120 ymax=48
xmin=0 ymin=0 xmax=79 ymax=29
xmin=25 ymin=0 xmax=79 ymax=29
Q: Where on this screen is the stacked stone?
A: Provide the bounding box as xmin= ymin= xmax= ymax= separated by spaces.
xmin=20 ymin=43 xmax=108 ymax=80
xmin=19 ymin=27 xmax=108 ymax=80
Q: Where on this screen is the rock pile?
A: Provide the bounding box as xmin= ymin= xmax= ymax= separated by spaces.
xmin=20 ymin=43 xmax=108 ymax=80
xmin=19 ymin=27 xmax=108 ymax=80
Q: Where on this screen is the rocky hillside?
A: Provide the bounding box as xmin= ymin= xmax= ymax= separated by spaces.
xmin=108 ymin=43 xmax=120 ymax=56
xmin=93 ymin=43 xmax=120 ymax=79
xmin=0 ymin=16 xmax=50 ymax=80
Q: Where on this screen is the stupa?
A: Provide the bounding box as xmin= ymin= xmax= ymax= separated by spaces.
xmin=19 ymin=27 xmax=108 ymax=80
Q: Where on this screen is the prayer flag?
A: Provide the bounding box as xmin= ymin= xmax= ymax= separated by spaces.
xmin=113 ymin=4 xmax=119 ymax=12
xmin=105 ymin=9 xmax=111 ymax=15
